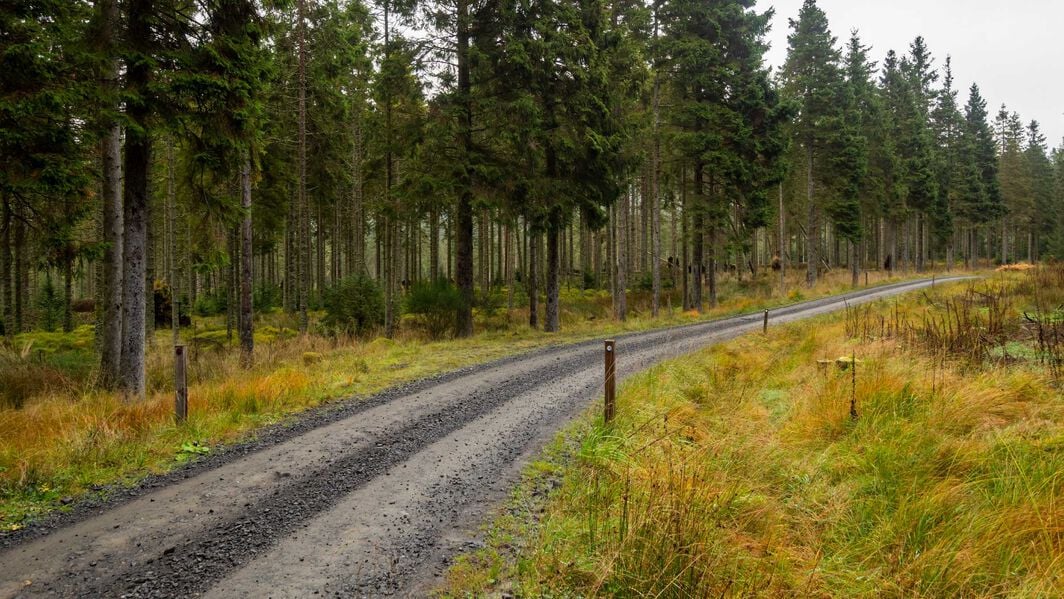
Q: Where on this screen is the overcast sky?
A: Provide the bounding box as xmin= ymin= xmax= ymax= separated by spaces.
xmin=759 ymin=0 xmax=1064 ymax=150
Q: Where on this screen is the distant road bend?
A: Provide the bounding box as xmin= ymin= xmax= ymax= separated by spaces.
xmin=0 ymin=277 xmax=966 ymax=598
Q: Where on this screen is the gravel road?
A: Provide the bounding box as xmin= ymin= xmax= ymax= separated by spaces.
xmin=0 ymin=278 xmax=965 ymax=598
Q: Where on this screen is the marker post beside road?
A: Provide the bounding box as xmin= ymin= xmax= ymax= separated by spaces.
xmin=604 ymin=340 xmax=616 ymax=424
xmin=175 ymin=345 xmax=188 ymax=424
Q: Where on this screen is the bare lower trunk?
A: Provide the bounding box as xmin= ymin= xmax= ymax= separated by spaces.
xmin=119 ymin=127 xmax=148 ymax=400
xmin=708 ymin=225 xmax=718 ymax=308
xmin=454 ymin=0 xmax=475 ymax=337
xmin=650 ymin=34 xmax=662 ymax=317
xmin=681 ymin=169 xmax=689 ymax=310
xmin=239 ymin=158 xmax=254 ymax=367
xmin=614 ymin=189 xmax=628 ymax=322
xmin=296 ymin=0 xmax=309 ymax=334
xmin=915 ymin=213 xmax=925 ymax=272
xmin=118 ymin=0 xmax=151 ymax=401
xmin=167 ymin=140 xmax=179 ymax=344
xmin=545 ymin=223 xmax=560 ymax=332
xmin=13 ymin=216 xmax=24 ymax=332
xmin=850 ymin=240 xmax=859 ymax=287
xmin=98 ymin=0 xmax=123 ymax=386
xmin=805 ymin=147 xmax=818 ymax=288
xmin=527 ymin=227 xmax=538 ymax=329
xmin=1000 ymin=218 xmax=1007 ymax=265
xmin=1 ymin=195 xmax=11 ymax=336
xmin=429 ymin=209 xmax=440 ymax=281
xmin=778 ymin=182 xmax=786 ymax=296
xmin=63 ymin=257 xmax=74 ymax=333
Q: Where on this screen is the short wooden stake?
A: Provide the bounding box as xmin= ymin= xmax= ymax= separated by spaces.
xmin=175 ymin=345 xmax=188 ymax=424
xmin=865 ymin=271 xmax=869 ymax=286
xmin=604 ymin=340 xmax=616 ymax=424
xmin=763 ymin=310 xmax=769 ymax=334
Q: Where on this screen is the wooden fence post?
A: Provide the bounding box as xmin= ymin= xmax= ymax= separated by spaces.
xmin=763 ymin=310 xmax=769 ymax=334
xmin=604 ymin=340 xmax=616 ymax=423
xmin=175 ymin=344 xmax=188 ymax=424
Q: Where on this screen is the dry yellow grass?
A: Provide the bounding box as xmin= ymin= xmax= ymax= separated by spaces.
xmin=441 ymin=273 xmax=1064 ymax=598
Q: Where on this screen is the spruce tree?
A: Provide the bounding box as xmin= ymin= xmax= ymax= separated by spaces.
xmin=957 ymin=84 xmax=1003 ymax=266
xmin=1025 ymin=121 xmax=1055 ymax=259
xmin=780 ymin=0 xmax=844 ymax=287
xmin=931 ymin=56 xmax=963 ymax=267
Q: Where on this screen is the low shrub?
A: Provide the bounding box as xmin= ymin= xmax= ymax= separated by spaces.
xmin=194 ymin=290 xmax=228 ymax=317
xmin=254 ymin=283 xmax=283 ymax=312
xmin=405 ymin=279 xmax=463 ymax=339
xmin=36 ymin=276 xmax=66 ymax=332
xmin=322 ymin=274 xmax=385 ymax=335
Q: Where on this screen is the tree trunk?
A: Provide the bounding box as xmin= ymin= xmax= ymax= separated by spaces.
xmin=429 ymin=208 xmax=440 ymax=281
xmin=545 ymin=221 xmax=560 ymax=332
xmin=1 ymin=195 xmax=11 ymax=337
xmin=453 ymin=0 xmax=475 ymax=337
xmin=850 ymin=240 xmax=859 ymax=287
xmin=63 ymin=256 xmax=74 ymax=333
xmin=118 ymin=0 xmax=152 ymax=401
xmin=527 ymin=227 xmax=538 ymax=329
xmin=296 ymin=0 xmax=309 ymax=333
xmin=14 ymin=215 xmax=24 ymax=332
xmin=915 ymin=213 xmax=924 ymax=272
xmin=614 ymin=188 xmax=628 ymax=321
xmin=691 ymin=164 xmax=704 ymax=311
xmin=239 ymin=158 xmax=254 ymax=367
xmin=505 ymin=224 xmax=514 ymax=310
xmin=805 ymin=146 xmax=818 ymax=288
xmin=650 ymin=42 xmax=662 ymax=317
xmin=98 ymin=0 xmax=123 ymax=385
xmin=351 ymin=110 xmax=365 ymax=275
xmin=167 ymin=139 xmax=180 ymax=344
xmin=1000 ymin=217 xmax=1008 ymax=265
xmin=681 ymin=166 xmax=690 ymax=310
xmin=778 ymin=182 xmax=785 ymax=296
xmin=708 ymin=225 xmax=718 ymax=308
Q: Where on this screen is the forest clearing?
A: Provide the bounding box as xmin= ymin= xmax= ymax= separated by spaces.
xmin=3 ymin=0 xmax=1063 ymax=595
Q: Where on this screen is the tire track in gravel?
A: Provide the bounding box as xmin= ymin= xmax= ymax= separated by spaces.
xmin=0 ymin=277 xmax=968 ymax=598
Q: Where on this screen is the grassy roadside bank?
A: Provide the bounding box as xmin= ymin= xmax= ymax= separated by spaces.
xmin=441 ymin=269 xmax=1064 ymax=597
xmin=0 ymin=270 xmax=960 ymax=531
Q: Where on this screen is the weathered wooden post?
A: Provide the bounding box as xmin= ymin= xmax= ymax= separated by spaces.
xmin=175 ymin=345 xmax=188 ymax=424
xmin=763 ymin=310 xmax=769 ymax=334
xmin=604 ymin=340 xmax=616 ymax=423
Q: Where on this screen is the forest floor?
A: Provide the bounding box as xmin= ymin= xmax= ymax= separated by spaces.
xmin=0 ymin=268 xmax=960 ymax=529
xmin=438 ymin=267 xmax=1064 ymax=598
xmin=0 ymin=276 xmax=960 ymax=597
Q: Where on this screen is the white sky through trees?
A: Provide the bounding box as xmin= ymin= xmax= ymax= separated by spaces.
xmin=761 ymin=0 xmax=1064 ymax=148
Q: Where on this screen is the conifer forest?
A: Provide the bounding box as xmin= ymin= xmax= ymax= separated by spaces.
xmin=2 ymin=0 xmax=1062 ymax=401
xmin=5 ymin=0 xmax=1064 ymax=596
